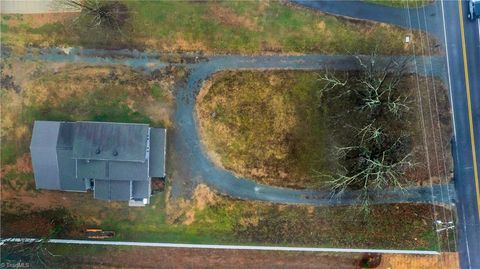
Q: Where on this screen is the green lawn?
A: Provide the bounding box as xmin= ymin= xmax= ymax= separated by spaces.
xmin=0 ymin=1 xmax=431 ymax=54
xmin=93 ymin=191 xmax=447 ymax=250
xmin=99 ymin=192 xmax=237 ymax=244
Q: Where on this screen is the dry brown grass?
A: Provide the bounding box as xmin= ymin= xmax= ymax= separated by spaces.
xmin=380 ymin=252 xmax=459 ymax=269
xmin=209 ymin=4 xmax=260 ymax=32
xmin=196 ymin=70 xmax=453 ymax=189
xmin=1 ymin=63 xmax=178 ymax=166
xmin=197 ymin=71 xmax=324 ymax=188
xmin=1 ymin=1 xmax=439 ymax=55
xmin=166 ymin=184 xmax=219 ymax=225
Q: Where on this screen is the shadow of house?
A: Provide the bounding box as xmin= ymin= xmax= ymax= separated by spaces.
xmin=30 ymin=121 xmax=166 ymax=207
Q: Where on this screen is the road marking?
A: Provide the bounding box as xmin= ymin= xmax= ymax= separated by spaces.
xmin=0 ymin=238 xmax=441 ymax=255
xmin=478 ymin=20 xmax=480 ymax=42
xmin=441 ymin=0 xmax=457 ymax=139
xmin=457 ymin=0 xmax=480 ymax=222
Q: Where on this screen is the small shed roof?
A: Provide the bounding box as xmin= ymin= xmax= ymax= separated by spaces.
xmin=132 ymin=180 xmax=150 ymax=199
xmin=149 ymin=128 xmax=167 ymax=178
xmin=30 ymin=121 xmax=61 ymax=190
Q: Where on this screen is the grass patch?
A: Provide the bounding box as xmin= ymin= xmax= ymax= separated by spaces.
xmin=1 ymin=143 xmax=20 ymax=166
xmin=99 ymin=192 xmax=236 ymax=244
xmin=0 ymin=1 xmax=434 ymax=54
xmin=98 ymin=187 xmax=447 ymax=250
xmin=366 ymin=0 xmax=433 ymax=8
xmin=197 ymin=71 xmax=332 ymax=188
xmin=46 ymin=244 xmax=109 ymax=257
xmin=0 ymin=64 xmax=175 ymax=165
xmin=1 ymin=170 xmax=35 ymax=191
xmin=231 ymin=202 xmax=444 ymax=250
xmin=0 ymin=182 xmax=449 ymax=250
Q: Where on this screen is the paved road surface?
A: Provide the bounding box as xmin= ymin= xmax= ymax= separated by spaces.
xmin=441 ymin=1 xmax=480 ymax=268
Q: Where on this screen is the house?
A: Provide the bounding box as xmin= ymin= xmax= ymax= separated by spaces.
xmin=30 ymin=121 xmax=166 ymax=206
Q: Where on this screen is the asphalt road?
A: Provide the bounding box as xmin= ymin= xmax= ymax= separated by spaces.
xmin=291 ymin=1 xmax=480 ymax=268
xmin=292 ymin=0 xmax=444 ymax=36
xmin=441 ymin=1 xmax=480 ymax=268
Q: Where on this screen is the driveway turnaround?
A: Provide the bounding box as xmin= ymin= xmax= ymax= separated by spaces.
xmin=172 ymin=54 xmax=453 ymax=206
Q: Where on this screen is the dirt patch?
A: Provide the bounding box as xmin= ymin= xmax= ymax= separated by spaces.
xmin=20 ymin=12 xmax=79 ymax=28
xmin=1 ymin=153 xmax=32 ymax=176
xmin=166 ymin=184 xmax=219 ymax=225
xmin=48 ymin=246 xmax=364 ymax=269
xmin=1 ymin=207 xmax=81 ymax=238
xmin=407 ymin=75 xmax=453 ymax=186
xmin=209 ymin=4 xmax=259 ymax=31
xmin=380 ymin=252 xmax=459 ymax=269
xmin=1 ymin=214 xmax=53 ymax=237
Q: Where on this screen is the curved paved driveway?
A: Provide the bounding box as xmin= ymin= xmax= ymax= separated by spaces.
xmin=291 ymin=0 xmax=444 ymax=38
xmin=173 ymin=55 xmax=453 ymax=206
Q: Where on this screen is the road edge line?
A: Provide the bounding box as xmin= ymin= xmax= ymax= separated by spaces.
xmin=457 ymin=0 xmax=480 ymax=224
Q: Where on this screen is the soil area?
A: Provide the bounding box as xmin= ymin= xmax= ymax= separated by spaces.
xmin=47 ymin=247 xmax=365 ymax=269
xmin=38 ymin=246 xmax=458 ymax=269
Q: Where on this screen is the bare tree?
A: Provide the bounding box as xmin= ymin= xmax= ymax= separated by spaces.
xmin=58 ymin=0 xmax=129 ymax=33
xmin=318 ymin=122 xmax=415 ymax=213
xmin=315 ymin=51 xmax=416 ymax=213
xmin=354 ymin=54 xmax=411 ymax=118
xmin=1 ymin=237 xmax=58 ymax=268
xmin=318 ymin=53 xmax=412 ymax=119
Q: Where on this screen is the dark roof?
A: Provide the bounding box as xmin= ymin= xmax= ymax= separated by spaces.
xmin=77 ymin=159 xmax=107 ymax=179
xmin=72 ymin=122 xmax=149 ymax=162
xmin=132 ymin=180 xmax=150 ymax=199
xmin=58 ymin=149 xmax=84 ymax=191
xmin=94 ymin=180 xmax=131 ymax=201
xmin=149 ymin=128 xmax=167 ymax=178
xmin=57 ymin=122 xmax=74 ymax=149
xmin=109 ymin=161 xmax=149 ymax=180
xmin=31 ymin=120 xmax=166 ymax=203
xmin=76 ymin=159 xmax=149 ymax=181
